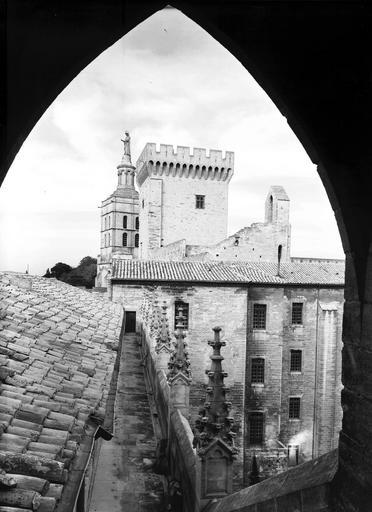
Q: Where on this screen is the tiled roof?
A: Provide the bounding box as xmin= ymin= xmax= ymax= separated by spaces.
xmin=111 ymin=259 xmax=344 ymax=286
xmin=111 ymin=259 xmax=283 ymax=284
xmin=0 ymin=272 xmax=123 ymax=511
xmin=231 ymin=261 xmax=345 ymax=285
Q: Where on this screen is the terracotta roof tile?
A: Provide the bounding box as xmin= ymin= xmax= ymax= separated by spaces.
xmin=111 ymin=258 xmax=344 ymax=286
xmin=0 ymin=272 xmax=123 ymax=511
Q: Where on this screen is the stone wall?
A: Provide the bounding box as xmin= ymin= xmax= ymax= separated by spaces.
xmin=112 ymin=280 xmax=343 ymax=490
xmin=138 ymin=317 xmax=199 ymax=512
xmin=113 ymin=282 xmax=248 ymax=490
xmin=186 ymin=222 xmax=291 ymax=263
xmin=245 ymin=286 xmax=343 ymax=479
xmin=138 ymin=175 xmax=230 ymax=257
xmin=138 ymin=178 xmax=163 ymax=258
xmin=150 ymin=239 xmax=187 ymax=261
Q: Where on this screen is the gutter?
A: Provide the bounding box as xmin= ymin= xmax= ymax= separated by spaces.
xmin=64 ymin=308 xmax=125 ymax=512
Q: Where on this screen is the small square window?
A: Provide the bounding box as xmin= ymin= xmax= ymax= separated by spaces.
xmin=253 ymin=304 xmax=267 ymax=330
xmin=292 ymin=303 xmax=303 ymax=324
xmin=289 ymin=397 xmax=301 ymax=419
xmin=249 ymin=413 xmax=264 ymax=444
xmin=195 ymin=195 xmax=205 ymax=209
xmin=290 ymin=350 xmax=302 ymax=372
xmin=251 ymin=358 xmax=265 ymax=384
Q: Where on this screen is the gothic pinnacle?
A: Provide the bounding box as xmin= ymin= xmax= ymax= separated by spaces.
xmin=167 ymin=307 xmax=191 ymax=382
xmin=194 ymin=326 xmax=237 ymax=454
xmin=155 ymin=301 xmax=172 ymax=353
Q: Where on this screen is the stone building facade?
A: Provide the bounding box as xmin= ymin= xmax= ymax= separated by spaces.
xmin=96 ymin=137 xmax=344 ymax=486
xmin=108 ymin=259 xmax=344 ymax=485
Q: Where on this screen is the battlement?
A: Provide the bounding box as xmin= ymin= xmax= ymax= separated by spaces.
xmin=136 ymin=143 xmax=234 ymax=186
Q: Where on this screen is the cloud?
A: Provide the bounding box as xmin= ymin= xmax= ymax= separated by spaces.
xmin=0 ymin=7 xmax=344 ymax=275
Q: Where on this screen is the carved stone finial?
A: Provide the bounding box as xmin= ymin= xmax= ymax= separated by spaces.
xmin=167 ymin=307 xmax=191 ymax=383
xmin=155 ymin=302 xmax=172 ymax=353
xmin=193 ymin=327 xmax=237 ymax=456
xmin=150 ymin=299 xmax=161 ymax=337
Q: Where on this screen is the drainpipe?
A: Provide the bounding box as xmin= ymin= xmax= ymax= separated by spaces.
xmin=312 ymin=288 xmax=320 ymax=458
xmin=73 ymin=423 xmax=113 ymax=512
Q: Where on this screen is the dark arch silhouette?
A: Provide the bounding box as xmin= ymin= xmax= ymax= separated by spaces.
xmin=3 ymin=2 xmax=372 ymax=509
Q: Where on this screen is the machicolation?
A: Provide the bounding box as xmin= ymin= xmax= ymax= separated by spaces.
xmin=136 ymin=143 xmax=234 ymax=185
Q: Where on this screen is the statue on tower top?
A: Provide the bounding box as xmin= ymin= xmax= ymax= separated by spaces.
xmin=121 ymin=131 xmax=131 ymax=157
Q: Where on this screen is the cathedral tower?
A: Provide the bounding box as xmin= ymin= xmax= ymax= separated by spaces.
xmin=96 ymin=132 xmax=139 ymax=287
xmin=136 ymin=143 xmax=234 ymax=258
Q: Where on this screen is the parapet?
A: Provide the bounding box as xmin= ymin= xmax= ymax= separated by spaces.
xmin=136 ymin=143 xmax=234 ymax=186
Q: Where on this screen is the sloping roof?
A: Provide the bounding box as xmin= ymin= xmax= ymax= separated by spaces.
xmin=208 ymin=449 xmax=338 ymax=512
xmin=0 ymin=273 xmax=123 ymax=511
xmin=232 ymin=261 xmax=345 ymax=285
xmin=111 ymin=259 xmax=344 ymax=286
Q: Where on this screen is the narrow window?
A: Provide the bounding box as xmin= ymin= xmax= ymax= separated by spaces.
xmin=268 ymin=195 xmax=273 ymax=222
xmin=135 ymin=233 xmax=139 ymax=248
xmin=289 ymin=397 xmax=301 ymax=419
xmin=249 ymin=413 xmax=264 ymax=444
xmin=174 ymin=301 xmax=189 ymax=329
xmin=292 ymin=302 xmax=303 ymax=324
xmin=104 ymin=217 xmax=107 ymax=230
xmin=253 ymin=304 xmax=267 ymax=329
xmin=104 ymin=234 xmax=107 ymax=247
xmin=108 ymin=233 xmax=111 ymax=246
xmin=288 ymin=445 xmax=299 ymax=466
xmin=195 ymin=195 xmax=205 ymax=209
xmin=142 ymin=199 xmax=145 ymax=209
xmin=108 ymin=216 xmax=111 ymax=228
xmin=251 ymin=358 xmax=265 ymax=384
xmin=135 ymin=217 xmax=139 ymax=230
xmin=290 ymin=350 xmax=302 ymax=372
xmin=123 ymin=232 xmax=128 ymax=247
xmin=123 ymin=215 xmax=127 ymax=229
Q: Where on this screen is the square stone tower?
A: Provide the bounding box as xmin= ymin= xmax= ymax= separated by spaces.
xmin=136 ymin=143 xmax=234 ymax=258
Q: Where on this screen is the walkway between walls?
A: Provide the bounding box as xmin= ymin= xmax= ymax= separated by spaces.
xmin=89 ymin=332 xmax=164 ymax=511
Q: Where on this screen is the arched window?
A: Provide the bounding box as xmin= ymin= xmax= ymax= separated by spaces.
xmin=269 ymin=195 xmax=273 ymax=222
xmin=123 ymin=232 xmax=127 ymax=247
xmin=135 ymin=217 xmax=139 ymax=230
xmin=123 ymin=215 xmax=127 ymax=228
xmin=135 ymin=233 xmax=139 ymax=248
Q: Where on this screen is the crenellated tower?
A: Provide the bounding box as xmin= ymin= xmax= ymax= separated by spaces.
xmin=136 ymin=143 xmax=234 ymax=258
xmin=96 ymin=132 xmax=140 ymax=287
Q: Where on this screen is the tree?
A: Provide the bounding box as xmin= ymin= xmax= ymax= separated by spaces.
xmin=50 ymin=262 xmax=72 ymax=279
xmin=45 ymin=257 xmax=97 ymax=289
xmin=78 ymin=256 xmax=97 ymax=267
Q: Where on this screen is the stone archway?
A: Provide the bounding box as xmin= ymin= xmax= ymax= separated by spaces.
xmin=3 ymin=2 xmax=372 ymax=509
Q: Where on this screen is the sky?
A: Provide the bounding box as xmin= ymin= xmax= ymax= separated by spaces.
xmin=0 ymin=6 xmax=344 ymax=276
